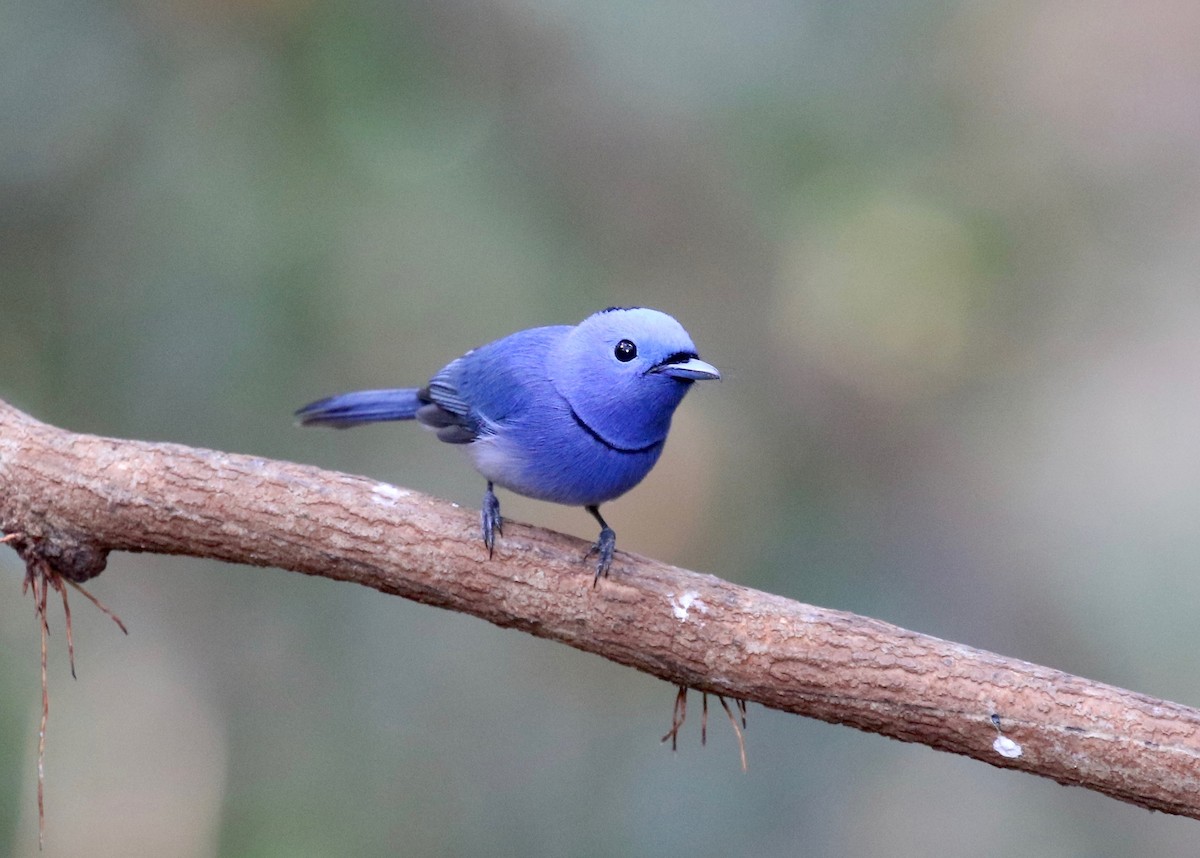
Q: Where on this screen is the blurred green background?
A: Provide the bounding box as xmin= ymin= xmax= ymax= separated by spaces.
xmin=4 ymin=1 xmax=1200 ymax=855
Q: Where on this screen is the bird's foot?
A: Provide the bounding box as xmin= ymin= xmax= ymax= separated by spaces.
xmin=481 ymin=483 xmax=502 ymax=558
xmin=585 ymin=526 xmax=616 ymax=586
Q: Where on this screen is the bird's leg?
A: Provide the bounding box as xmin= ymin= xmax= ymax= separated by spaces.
xmin=584 ymin=505 xmax=616 ymax=586
xmin=481 ymin=482 xmax=502 ymax=557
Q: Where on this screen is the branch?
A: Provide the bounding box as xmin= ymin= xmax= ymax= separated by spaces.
xmin=2 ymin=398 xmax=1198 ymax=818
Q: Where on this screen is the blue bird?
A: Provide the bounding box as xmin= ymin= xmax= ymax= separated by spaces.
xmin=296 ymin=307 xmax=720 ymax=583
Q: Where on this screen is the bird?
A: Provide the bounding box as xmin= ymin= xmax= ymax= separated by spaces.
xmin=295 ymin=306 xmax=720 ymax=584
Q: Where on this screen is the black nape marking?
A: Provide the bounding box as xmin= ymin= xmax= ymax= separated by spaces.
xmin=600 ymin=305 xmax=643 ymax=314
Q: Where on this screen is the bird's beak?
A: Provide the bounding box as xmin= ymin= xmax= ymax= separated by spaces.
xmin=651 ymin=355 xmax=721 ymax=381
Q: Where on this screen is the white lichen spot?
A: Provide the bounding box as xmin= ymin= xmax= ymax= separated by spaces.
xmin=742 ymin=638 xmax=770 ymax=655
xmin=993 ymin=736 xmax=1023 ymax=759
xmin=670 ymin=591 xmax=709 ymax=622
xmin=371 ymin=483 xmax=410 ymax=506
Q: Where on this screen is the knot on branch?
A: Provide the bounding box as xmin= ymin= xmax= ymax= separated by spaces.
xmin=6 ymin=531 xmax=109 ymax=583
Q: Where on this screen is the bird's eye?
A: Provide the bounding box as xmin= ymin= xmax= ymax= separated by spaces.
xmin=614 ymin=339 xmax=637 ymax=362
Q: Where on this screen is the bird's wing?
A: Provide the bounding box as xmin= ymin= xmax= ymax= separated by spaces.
xmin=416 ymin=326 xmax=570 ymax=445
xmin=417 ymin=357 xmax=483 ymax=444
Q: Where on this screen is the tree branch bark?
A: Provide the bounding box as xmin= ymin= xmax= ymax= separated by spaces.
xmin=2 ymin=398 xmax=1198 ymax=818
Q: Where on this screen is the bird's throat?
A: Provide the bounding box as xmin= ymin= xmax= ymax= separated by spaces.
xmin=567 ymin=407 xmax=664 ymax=455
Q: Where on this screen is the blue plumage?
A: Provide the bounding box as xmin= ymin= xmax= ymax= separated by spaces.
xmin=296 ymin=307 xmax=719 ymax=582
xmin=294 ymin=388 xmax=423 ymax=427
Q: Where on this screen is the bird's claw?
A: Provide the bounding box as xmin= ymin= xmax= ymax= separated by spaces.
xmin=481 ymin=483 xmax=502 ymax=558
xmin=585 ymin=527 xmax=616 ymax=586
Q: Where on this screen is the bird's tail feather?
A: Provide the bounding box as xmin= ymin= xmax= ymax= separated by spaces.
xmin=295 ymin=389 xmax=422 ymax=428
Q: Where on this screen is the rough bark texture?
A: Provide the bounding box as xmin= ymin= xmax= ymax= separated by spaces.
xmin=2 ymin=399 xmax=1199 ymax=817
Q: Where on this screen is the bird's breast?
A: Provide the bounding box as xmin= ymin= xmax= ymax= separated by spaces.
xmin=467 ymin=423 xmax=664 ymax=507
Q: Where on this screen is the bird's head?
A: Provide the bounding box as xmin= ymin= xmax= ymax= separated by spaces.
xmin=550 ymin=307 xmax=719 ymax=451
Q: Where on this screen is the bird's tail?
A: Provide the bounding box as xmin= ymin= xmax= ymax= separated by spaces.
xmin=295 ymin=388 xmax=423 ymax=428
